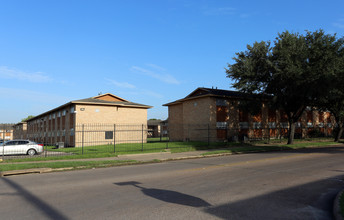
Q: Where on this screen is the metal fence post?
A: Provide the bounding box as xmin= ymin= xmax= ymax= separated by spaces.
xmin=166 ymin=126 xmax=169 ymax=149
xmin=82 ymin=124 xmax=84 ymax=155
xmin=226 ymin=126 xmax=229 ymax=147
xmin=142 ymin=124 xmax=144 ymax=152
xmin=113 ymin=124 xmax=116 ymax=153
xmin=279 ymin=125 xmax=282 ymax=143
xmin=2 ymin=129 xmax=4 ymax=161
xmin=160 ymin=129 xmax=162 ymax=142
xmin=208 ymin=124 xmax=210 ymax=146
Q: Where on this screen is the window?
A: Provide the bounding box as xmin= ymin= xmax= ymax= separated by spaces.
xmin=52 ymin=113 xmax=55 ymax=119
xmin=253 ymin=122 xmax=262 ymax=129
xmin=268 ymin=122 xmax=276 ymax=128
xmin=57 ymin=111 xmax=61 ymax=117
xmin=70 ymin=106 xmax=75 ymax=113
xmin=307 ymin=122 xmax=313 ymax=128
xmin=239 ymin=122 xmax=249 ymax=129
xmin=62 ymin=110 xmax=66 ymax=116
xmin=216 ymin=122 xmax=227 ymax=129
xmin=281 ymin=122 xmax=289 ymax=128
xmin=70 ymin=128 xmax=74 ymax=136
xmin=216 ymin=99 xmax=227 ymax=106
xmin=105 ymin=131 xmax=113 ymax=139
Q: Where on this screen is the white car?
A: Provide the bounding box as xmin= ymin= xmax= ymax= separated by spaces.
xmin=0 ymin=140 xmax=44 ymax=156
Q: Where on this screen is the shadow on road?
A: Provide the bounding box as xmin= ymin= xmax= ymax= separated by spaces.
xmin=203 ymin=175 xmax=344 ymax=220
xmin=114 ymin=181 xmax=211 ymax=208
xmin=1 ymin=178 xmax=69 ymax=220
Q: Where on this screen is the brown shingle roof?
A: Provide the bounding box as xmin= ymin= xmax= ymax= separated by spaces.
xmin=163 ymin=87 xmax=270 ymax=106
xmin=25 ymin=93 xmax=151 ymax=122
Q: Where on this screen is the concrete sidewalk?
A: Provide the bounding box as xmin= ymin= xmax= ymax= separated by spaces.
xmin=117 ymin=149 xmax=218 ymax=161
xmin=0 ymin=149 xmax=223 ymax=165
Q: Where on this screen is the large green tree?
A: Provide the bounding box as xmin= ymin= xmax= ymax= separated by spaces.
xmin=318 ymin=42 xmax=344 ymax=141
xmin=226 ymin=30 xmax=344 ymax=144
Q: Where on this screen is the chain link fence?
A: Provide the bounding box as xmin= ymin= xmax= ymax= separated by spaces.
xmin=1 ymin=122 xmax=337 ymax=160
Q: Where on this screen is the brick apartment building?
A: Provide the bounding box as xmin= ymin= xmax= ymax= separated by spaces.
xmin=13 ymin=93 xmax=151 ymax=147
xmin=163 ymin=87 xmax=335 ymax=142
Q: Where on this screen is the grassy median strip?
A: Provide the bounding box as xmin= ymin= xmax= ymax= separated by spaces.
xmin=2 ymin=140 xmax=340 ymax=163
xmin=0 ymin=160 xmax=138 ymax=172
xmin=201 ymin=141 xmax=340 ymax=156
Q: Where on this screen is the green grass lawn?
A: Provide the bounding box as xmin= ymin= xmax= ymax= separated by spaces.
xmin=1 ymin=138 xmax=341 ymax=164
xmin=0 ymin=138 xmax=342 ymax=172
xmin=45 ymin=141 xmax=233 ymax=155
xmin=0 ymin=160 xmax=138 ymax=172
xmin=147 ymin=137 xmax=169 ymax=142
xmin=201 ymin=141 xmax=340 ymax=156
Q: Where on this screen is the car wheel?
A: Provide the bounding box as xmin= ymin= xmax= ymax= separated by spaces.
xmin=27 ymin=149 xmax=36 ymax=156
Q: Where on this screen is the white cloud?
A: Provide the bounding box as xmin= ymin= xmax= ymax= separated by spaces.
xmin=203 ymin=7 xmax=236 ymax=16
xmin=240 ymin=13 xmax=250 ymax=18
xmin=141 ymin=89 xmax=164 ymax=99
xmin=117 ymin=89 xmax=163 ymax=99
xmin=333 ymin=22 xmax=344 ymax=29
xmin=105 ymin=78 xmax=136 ymax=89
xmin=146 ymin=63 xmax=167 ymax=72
xmin=131 ymin=65 xmax=180 ymax=85
xmin=0 ymin=87 xmax=70 ymax=104
xmin=0 ymin=66 xmax=52 ymax=83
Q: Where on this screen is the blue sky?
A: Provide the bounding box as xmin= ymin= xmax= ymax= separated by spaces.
xmin=1 ymin=0 xmax=344 ymax=123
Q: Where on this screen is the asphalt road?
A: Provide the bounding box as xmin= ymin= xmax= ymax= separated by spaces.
xmin=1 ymin=146 xmax=344 ymax=220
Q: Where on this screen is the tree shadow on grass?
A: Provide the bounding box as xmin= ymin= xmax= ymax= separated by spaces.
xmin=114 ymin=181 xmax=211 ymax=208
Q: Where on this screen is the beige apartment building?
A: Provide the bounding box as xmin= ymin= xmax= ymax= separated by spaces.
xmin=14 ymin=93 xmax=151 ymax=147
xmin=0 ymin=124 xmax=14 ymax=141
xmin=13 ymin=122 xmax=27 ymax=140
xmin=163 ymin=87 xmax=335 ymax=142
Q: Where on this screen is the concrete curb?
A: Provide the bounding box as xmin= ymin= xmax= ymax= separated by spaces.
xmin=117 ymin=151 xmax=171 ymax=157
xmin=0 ymin=153 xmax=230 ymax=177
xmin=0 ymin=145 xmax=342 ymax=177
xmin=334 ymin=189 xmax=344 ymax=220
xmin=0 ymin=168 xmax=52 ymax=177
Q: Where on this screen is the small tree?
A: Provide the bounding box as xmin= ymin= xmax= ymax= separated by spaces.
xmin=21 ymin=115 xmax=35 ymax=122
xmin=226 ymin=30 xmax=344 ymax=144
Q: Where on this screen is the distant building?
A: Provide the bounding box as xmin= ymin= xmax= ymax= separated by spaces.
xmin=13 ymin=93 xmax=152 ymax=147
xmin=13 ymin=122 xmax=27 ymax=140
xmin=163 ymin=87 xmax=335 ymax=142
xmin=147 ymin=119 xmax=162 ymax=137
xmin=0 ymin=124 xmax=14 ymax=141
